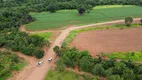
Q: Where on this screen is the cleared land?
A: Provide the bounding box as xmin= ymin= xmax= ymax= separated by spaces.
xmin=71 ymin=27 xmax=142 ymax=57
xmin=25 ymin=5 xmax=142 ymax=30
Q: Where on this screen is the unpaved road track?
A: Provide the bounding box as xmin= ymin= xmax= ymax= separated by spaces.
xmin=22 ymin=18 xmax=141 ymax=80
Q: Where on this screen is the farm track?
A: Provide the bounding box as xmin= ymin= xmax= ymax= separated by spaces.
xmin=17 ymin=18 xmax=141 ymax=80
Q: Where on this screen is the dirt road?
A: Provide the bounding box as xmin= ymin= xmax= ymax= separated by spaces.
xmin=22 ymin=18 xmax=141 ymax=80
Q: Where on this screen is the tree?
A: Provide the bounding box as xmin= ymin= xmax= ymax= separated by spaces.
xmin=112 ymin=62 xmax=126 ymax=75
xmin=122 ymin=69 xmax=135 ymax=80
xmin=79 ymin=56 xmax=94 ymax=72
xmin=109 ymin=75 xmax=124 ymax=80
xmin=35 ymin=50 xmax=44 ymax=59
xmin=86 ymin=5 xmax=93 ymax=13
xmin=56 ymin=58 xmax=66 ymax=72
xmin=93 ymin=64 xmax=106 ymax=76
xmin=125 ymin=17 xmax=133 ymax=26
xmin=62 ymin=47 xmax=78 ymax=68
xmin=53 ymin=46 xmax=61 ymax=56
xmin=78 ymin=6 xmax=86 ymax=15
xmin=48 ymin=3 xmax=58 ymax=13
xmin=137 ymin=74 xmax=142 ymax=80
xmin=140 ymin=19 xmax=142 ymax=25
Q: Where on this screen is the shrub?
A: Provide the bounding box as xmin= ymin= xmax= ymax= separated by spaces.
xmin=56 ymin=58 xmax=65 ymax=72
xmin=48 ymin=3 xmax=58 ymax=13
xmin=137 ymin=74 xmax=142 ymax=80
xmin=35 ymin=50 xmax=44 ymax=59
xmin=108 ymin=75 xmax=124 ymax=80
xmin=140 ymin=19 xmax=142 ymax=25
xmin=93 ymin=64 xmax=106 ymax=76
xmin=78 ymin=7 xmax=86 ymax=15
xmin=53 ymin=46 xmax=61 ymax=56
xmin=125 ymin=17 xmax=133 ymax=26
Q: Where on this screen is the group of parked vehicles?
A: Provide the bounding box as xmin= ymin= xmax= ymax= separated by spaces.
xmin=37 ymin=58 xmax=52 ymax=67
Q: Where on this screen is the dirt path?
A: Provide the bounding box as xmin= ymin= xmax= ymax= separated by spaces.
xmin=17 ymin=18 xmax=141 ymax=80
xmin=20 ymin=25 xmax=61 ymax=34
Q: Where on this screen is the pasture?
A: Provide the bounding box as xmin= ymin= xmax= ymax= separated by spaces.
xmin=25 ymin=5 xmax=142 ymax=30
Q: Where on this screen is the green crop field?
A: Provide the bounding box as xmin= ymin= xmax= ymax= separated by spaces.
xmin=25 ymin=5 xmax=142 ymax=30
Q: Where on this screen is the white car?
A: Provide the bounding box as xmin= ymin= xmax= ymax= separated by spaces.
xmin=48 ymin=58 xmax=52 ymax=62
xmin=37 ymin=61 xmax=43 ymax=67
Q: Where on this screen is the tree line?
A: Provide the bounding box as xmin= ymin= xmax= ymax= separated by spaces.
xmin=54 ymin=46 xmax=142 ymax=80
xmin=0 ymin=0 xmax=142 ymax=12
xmin=0 ymin=8 xmax=34 ymax=30
xmin=0 ymin=28 xmax=50 ymax=59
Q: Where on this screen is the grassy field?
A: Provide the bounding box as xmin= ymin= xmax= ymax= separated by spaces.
xmin=25 ymin=5 xmax=142 ymax=30
xmin=32 ymin=32 xmax=52 ymax=40
xmin=106 ymin=51 xmax=142 ymax=61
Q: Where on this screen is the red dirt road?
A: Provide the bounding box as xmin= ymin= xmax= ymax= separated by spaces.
xmin=72 ymin=27 xmax=142 ymax=57
xmin=17 ymin=18 xmax=141 ymax=80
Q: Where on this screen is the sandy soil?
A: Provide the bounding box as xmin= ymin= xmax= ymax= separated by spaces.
xmin=12 ymin=18 xmax=140 ymax=80
xmin=71 ymin=27 xmax=142 ymax=57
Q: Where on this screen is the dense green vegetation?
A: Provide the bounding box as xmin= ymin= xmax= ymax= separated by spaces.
xmin=0 ymin=28 xmax=50 ymax=58
xmin=1 ymin=0 xmax=142 ymax=12
xmin=45 ymin=69 xmax=99 ymax=80
xmin=0 ymin=9 xmax=34 ymax=30
xmin=63 ymin=23 xmax=142 ymax=47
xmin=45 ymin=70 xmax=82 ymax=80
xmin=0 ymin=50 xmax=26 ymax=80
xmin=54 ymin=47 xmax=142 ymax=80
xmin=106 ymin=51 xmax=142 ymax=61
xmin=25 ymin=5 xmax=142 ymax=30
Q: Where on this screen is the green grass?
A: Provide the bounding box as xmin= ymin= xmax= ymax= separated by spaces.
xmin=63 ymin=24 xmax=142 ymax=47
xmin=106 ymin=51 xmax=142 ymax=61
xmin=25 ymin=5 xmax=142 ymax=30
xmin=45 ymin=70 xmax=98 ymax=80
xmin=33 ymin=32 xmax=52 ymax=40
xmin=45 ymin=70 xmax=82 ymax=80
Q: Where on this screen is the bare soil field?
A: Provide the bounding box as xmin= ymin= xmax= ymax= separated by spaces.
xmin=71 ymin=27 xmax=142 ymax=57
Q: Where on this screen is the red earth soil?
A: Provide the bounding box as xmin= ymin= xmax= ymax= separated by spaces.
xmin=71 ymin=27 xmax=142 ymax=57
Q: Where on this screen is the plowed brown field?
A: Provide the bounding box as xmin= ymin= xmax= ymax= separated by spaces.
xmin=71 ymin=27 xmax=142 ymax=57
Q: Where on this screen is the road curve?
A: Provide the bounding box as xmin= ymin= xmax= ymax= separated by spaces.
xmin=25 ymin=18 xmax=141 ymax=80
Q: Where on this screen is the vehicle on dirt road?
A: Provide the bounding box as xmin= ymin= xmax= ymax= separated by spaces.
xmin=37 ymin=61 xmax=43 ymax=67
xmin=48 ymin=58 xmax=52 ymax=62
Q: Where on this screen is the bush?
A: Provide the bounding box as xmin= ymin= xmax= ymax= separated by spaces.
xmin=137 ymin=74 xmax=142 ymax=80
xmin=78 ymin=7 xmax=86 ymax=15
xmin=48 ymin=3 xmax=58 ymax=13
xmin=140 ymin=19 xmax=142 ymax=25
xmin=56 ymin=58 xmax=65 ymax=72
xmin=125 ymin=17 xmax=133 ymax=26
xmin=108 ymin=75 xmax=124 ymax=80
xmin=93 ymin=64 xmax=106 ymax=76
xmin=35 ymin=50 xmax=44 ymax=59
